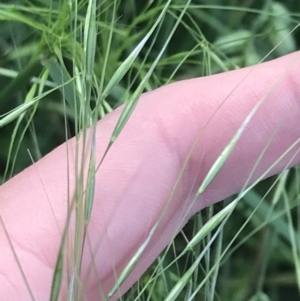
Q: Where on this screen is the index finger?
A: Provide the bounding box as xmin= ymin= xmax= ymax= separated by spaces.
xmin=1 ymin=52 xmax=300 ymax=301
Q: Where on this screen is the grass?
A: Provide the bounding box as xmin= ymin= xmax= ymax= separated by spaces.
xmin=1 ymin=0 xmax=300 ymax=300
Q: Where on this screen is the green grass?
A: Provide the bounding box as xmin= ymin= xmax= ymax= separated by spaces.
xmin=1 ymin=0 xmax=300 ymax=300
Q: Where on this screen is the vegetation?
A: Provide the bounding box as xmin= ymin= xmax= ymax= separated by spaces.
xmin=0 ymin=0 xmax=300 ymax=300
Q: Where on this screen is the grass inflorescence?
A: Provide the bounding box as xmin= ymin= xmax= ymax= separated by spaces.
xmin=1 ymin=1 xmax=300 ymax=300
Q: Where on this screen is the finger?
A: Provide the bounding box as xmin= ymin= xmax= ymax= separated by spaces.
xmin=0 ymin=52 xmax=300 ymax=301
xmin=91 ymin=51 xmax=300 ymax=299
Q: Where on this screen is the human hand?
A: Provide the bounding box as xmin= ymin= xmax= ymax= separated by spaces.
xmin=1 ymin=52 xmax=300 ymax=300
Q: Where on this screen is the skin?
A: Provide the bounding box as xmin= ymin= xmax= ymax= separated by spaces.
xmin=1 ymin=51 xmax=300 ymax=300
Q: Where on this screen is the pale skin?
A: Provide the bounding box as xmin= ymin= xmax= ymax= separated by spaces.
xmin=1 ymin=51 xmax=300 ymax=300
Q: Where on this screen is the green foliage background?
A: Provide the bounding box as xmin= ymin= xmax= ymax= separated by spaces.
xmin=1 ymin=1 xmax=300 ymax=300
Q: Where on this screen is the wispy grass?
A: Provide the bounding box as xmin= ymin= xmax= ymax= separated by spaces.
xmin=0 ymin=1 xmax=300 ymax=300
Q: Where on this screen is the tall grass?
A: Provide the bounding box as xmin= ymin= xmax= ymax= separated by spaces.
xmin=0 ymin=1 xmax=300 ymax=300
